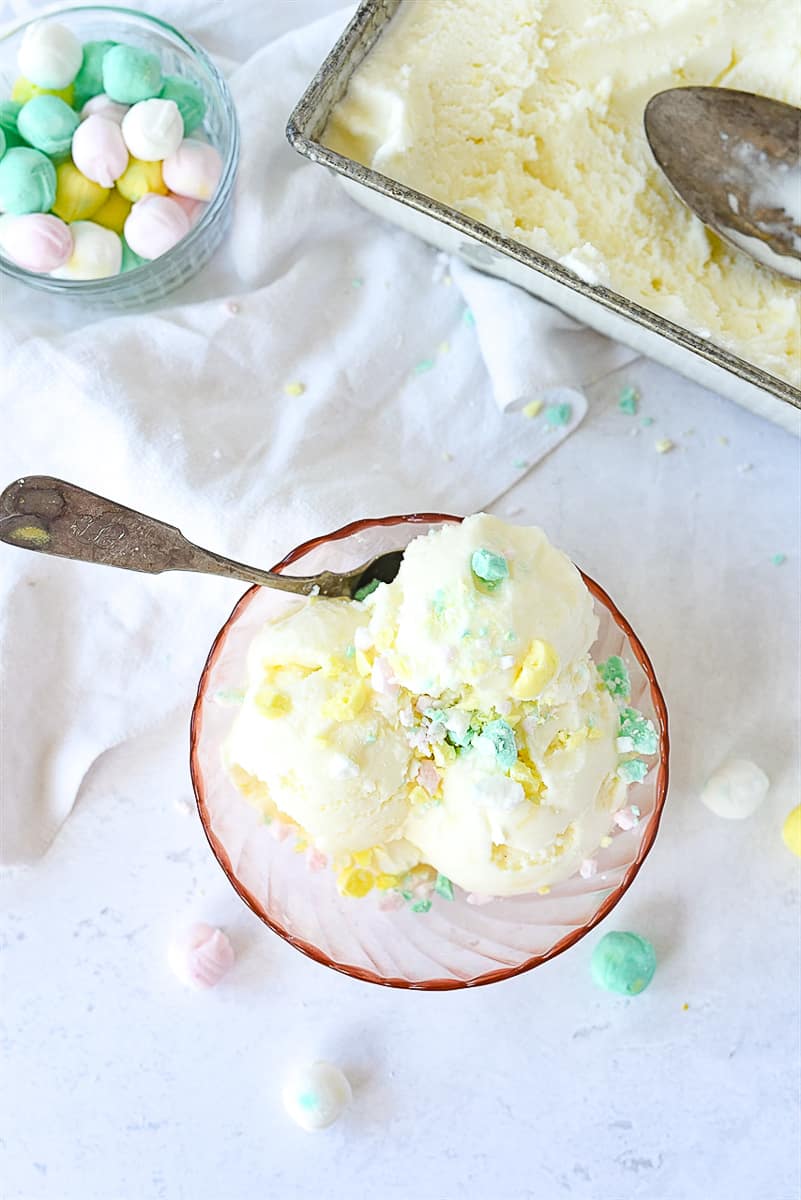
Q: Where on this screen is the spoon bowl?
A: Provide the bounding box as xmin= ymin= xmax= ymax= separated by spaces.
xmin=645 ymin=87 xmax=801 ymax=280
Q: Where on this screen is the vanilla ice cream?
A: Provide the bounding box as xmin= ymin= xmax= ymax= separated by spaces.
xmin=224 ymin=516 xmax=658 ymax=901
xmin=323 ymin=0 xmax=801 ymax=387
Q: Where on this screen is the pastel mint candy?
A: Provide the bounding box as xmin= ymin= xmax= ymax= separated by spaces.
xmin=471 ymin=547 xmax=509 ymax=587
xmin=478 ymin=718 xmax=517 ymax=768
xmin=73 ymin=40 xmax=116 ymax=110
xmin=0 ymin=100 xmax=24 ymax=149
xmin=102 ymin=45 xmax=163 ymax=105
xmin=0 ymin=146 xmax=56 ymax=213
xmin=618 ymin=707 xmax=658 ymax=755
xmin=120 ymin=238 xmax=145 ymax=272
xmin=17 ymin=94 xmax=79 ymax=157
xmin=591 ymin=931 xmax=656 ymax=995
xmin=159 ymin=75 xmax=205 ymax=134
xmin=597 ymin=655 xmax=630 ymax=699
xmin=0 ymin=128 xmax=5 ymax=159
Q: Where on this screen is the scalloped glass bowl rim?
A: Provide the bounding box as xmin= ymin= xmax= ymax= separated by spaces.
xmin=190 ymin=513 xmax=670 ymax=991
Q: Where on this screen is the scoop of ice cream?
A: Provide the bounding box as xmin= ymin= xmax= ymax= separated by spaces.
xmin=224 ymin=599 xmax=412 ymax=856
xmin=405 ymin=675 xmax=625 ymax=895
xmin=368 ymin=513 xmax=597 ymax=711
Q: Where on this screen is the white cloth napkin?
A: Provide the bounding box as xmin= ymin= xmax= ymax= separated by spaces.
xmin=0 ymin=4 xmax=633 ymax=865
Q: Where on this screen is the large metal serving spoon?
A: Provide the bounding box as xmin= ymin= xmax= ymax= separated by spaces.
xmin=0 ymin=476 xmax=404 ymax=599
xmin=645 ymin=87 xmax=801 ymax=280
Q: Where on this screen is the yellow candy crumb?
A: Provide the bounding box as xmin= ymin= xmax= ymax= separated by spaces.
xmin=682 ymin=1003 xmax=690 ymax=1012
xmin=116 ymin=157 xmax=168 ymax=203
xmin=509 ymin=759 xmax=545 ymax=800
xmin=337 ymin=866 xmax=374 ymax=898
xmin=353 ymin=848 xmax=374 ymax=867
xmin=782 ymin=804 xmax=801 ymax=858
xmin=7 ymin=524 xmax=50 ymax=547
xmin=537 ymin=885 xmax=551 ymax=895
xmin=354 ymin=648 xmax=372 ymax=677
xmin=655 ymin=438 xmax=675 ymax=454
xmin=52 ymin=162 xmax=109 ymax=222
xmin=431 ymin=742 xmax=457 ymax=768
xmin=375 ymin=873 xmax=399 ymax=890
xmin=522 ymin=400 xmax=543 ymax=418
xmin=284 ymin=381 xmax=305 ymax=397
xmin=12 ymin=76 xmax=75 ymax=105
xmin=322 ymin=679 xmax=368 ymax=721
xmin=254 ymin=687 xmax=292 ymax=718
xmin=408 ymin=785 xmax=430 ymax=807
xmin=92 ymin=188 xmax=132 ymax=235
xmin=511 ymin=639 xmax=558 ymax=700
xmin=293 ymin=838 xmax=308 ymax=853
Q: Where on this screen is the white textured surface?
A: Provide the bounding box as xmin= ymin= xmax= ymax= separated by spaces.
xmin=1 ymin=2 xmax=800 ymax=1199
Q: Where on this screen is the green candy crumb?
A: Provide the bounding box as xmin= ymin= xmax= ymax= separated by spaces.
xmin=479 ymin=718 xmax=518 ymax=769
xmin=471 ymin=548 xmax=509 ymax=588
xmin=354 ymin=578 xmax=380 ymax=602
xmin=544 ymin=402 xmax=572 ymax=427
xmin=411 ymin=898 xmax=432 ymax=914
xmin=618 ymin=707 xmax=658 ymax=755
xmin=618 ymin=385 xmax=639 ymax=415
xmin=771 ymin=553 xmax=786 ymax=566
xmin=597 ymin=655 xmax=631 ymax=699
xmin=617 ymin=758 xmax=648 ymax=784
xmin=434 ymin=873 xmax=454 ymax=901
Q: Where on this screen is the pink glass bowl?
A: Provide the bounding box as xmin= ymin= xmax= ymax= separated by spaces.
xmin=190 ymin=515 xmax=670 ymax=990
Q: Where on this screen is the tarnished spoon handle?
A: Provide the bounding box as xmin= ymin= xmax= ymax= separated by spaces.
xmin=0 ymin=475 xmax=316 ymax=592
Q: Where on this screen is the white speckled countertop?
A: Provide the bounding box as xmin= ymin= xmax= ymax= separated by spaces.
xmin=1 ymin=2 xmax=799 ymax=1198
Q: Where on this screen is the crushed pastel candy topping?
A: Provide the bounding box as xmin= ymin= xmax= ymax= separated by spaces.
xmin=617 ymin=707 xmax=658 ymax=755
xmin=476 ymin=718 xmax=518 ymax=769
xmin=617 ymin=758 xmax=648 ymax=783
xmin=434 ymin=873 xmax=454 ymax=900
xmin=470 ymin=547 xmax=509 ymax=587
xmin=597 ymin=655 xmax=630 ymax=699
xmin=618 ymin=385 xmax=639 ymax=414
xmin=544 ymin=401 xmax=572 ymax=427
xmin=614 ymin=805 xmax=641 ymax=830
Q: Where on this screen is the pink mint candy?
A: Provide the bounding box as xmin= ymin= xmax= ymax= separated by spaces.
xmin=162 ymin=137 xmax=222 ymax=201
xmin=124 ymin=193 xmax=190 ymax=259
xmin=168 ymin=191 xmax=206 ymax=226
xmin=0 ymin=212 xmax=72 ymax=272
xmin=81 ymin=94 xmax=129 ymax=124
xmin=72 ymin=115 xmax=129 ymax=188
xmin=416 ymin=759 xmax=441 ymax=794
xmin=168 ymin=922 xmax=235 ymax=989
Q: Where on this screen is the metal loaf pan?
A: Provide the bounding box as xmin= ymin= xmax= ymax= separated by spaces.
xmin=287 ymin=0 xmax=800 ymax=432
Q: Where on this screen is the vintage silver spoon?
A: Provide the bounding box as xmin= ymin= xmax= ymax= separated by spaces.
xmin=0 ymin=475 xmax=404 ymax=600
xmin=645 ymin=87 xmax=801 ymax=280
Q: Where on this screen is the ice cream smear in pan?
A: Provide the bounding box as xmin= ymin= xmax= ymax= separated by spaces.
xmin=323 ymin=0 xmax=800 ymax=388
xmin=223 ymin=516 xmax=658 ymax=905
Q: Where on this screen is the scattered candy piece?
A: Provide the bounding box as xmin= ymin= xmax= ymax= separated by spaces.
xmin=462 ymin=307 xmax=475 ymax=326
xmin=700 ymin=758 xmax=769 ymax=820
xmin=591 ymin=931 xmax=656 ymax=995
xmin=168 ymin=922 xmax=235 ymax=989
xmin=19 ymin=21 xmax=82 ymax=91
xmin=579 ymin=858 xmax=598 ymax=879
xmin=771 ymin=553 xmax=786 ymax=566
xmin=122 ymin=98 xmax=183 ymax=161
xmin=614 ymin=805 xmax=641 ymax=830
xmin=162 ymin=137 xmax=221 ymax=200
xmin=618 ymin=385 xmax=638 ymax=414
xmin=477 ymin=718 xmax=517 ymax=769
xmin=599 ymin=835 xmax=613 ymax=848
xmin=102 ymin=44 xmax=163 ymax=105
xmin=655 ymin=438 xmax=674 ymax=454
xmin=617 ymin=758 xmax=648 ymax=784
xmin=11 ymin=77 xmax=75 ymax=107
xmin=17 ymin=94 xmax=79 ymax=156
xmin=50 ymin=219 xmax=122 ymax=279
xmin=513 ymin=459 xmax=529 ymax=470
xmin=641 ymin=416 xmax=654 ymax=426
xmin=283 ymin=381 xmax=305 ymax=397
xmin=124 ymin=193 xmax=190 ymax=259
xmin=0 ymin=146 xmax=56 ymax=214
xmin=781 ymin=805 xmax=801 ymax=858
xmin=471 ymin=547 xmax=509 ymax=587
xmin=522 ymin=399 xmax=543 ymax=418
xmin=413 ymin=358 xmax=435 ymax=375
xmin=71 ymin=115 xmax=129 ymax=187
xmin=305 ymin=846 xmax=328 ymax=872
xmin=416 ymin=759 xmax=441 ymax=794
xmin=434 ymin=872 xmax=454 ymax=900
xmin=0 ymin=212 xmax=72 ymax=271
xmin=282 ymin=1062 xmax=352 ymax=1131
xmin=158 ymin=74 xmax=205 ymax=134
xmin=544 ymin=402 xmax=572 ymax=427
xmin=597 ymin=655 xmax=630 ymax=699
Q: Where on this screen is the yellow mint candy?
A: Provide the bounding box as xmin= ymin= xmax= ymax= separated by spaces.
xmin=375 ymin=873 xmax=399 ymax=890
xmin=511 ymin=639 xmax=558 ymax=700
xmin=12 ymin=77 xmax=75 ymax=105
xmin=254 ymin=686 xmax=292 ymax=718
xmin=52 ymin=162 xmax=109 ymax=222
xmin=92 ymin=188 xmax=132 ymax=235
xmin=322 ymin=679 xmax=368 ymax=721
xmin=338 ymin=866 xmax=374 ymax=898
xmin=116 ymin=157 xmax=168 ymax=203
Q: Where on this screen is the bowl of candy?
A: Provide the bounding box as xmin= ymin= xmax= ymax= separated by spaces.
xmin=190 ymin=513 xmax=670 ymax=991
xmin=0 ymin=6 xmax=238 ymax=305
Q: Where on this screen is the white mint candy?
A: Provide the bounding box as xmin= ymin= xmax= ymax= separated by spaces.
xmin=701 ymin=758 xmax=769 ymax=820
xmin=50 ymin=221 xmax=121 ymax=280
xmin=19 ymin=21 xmax=82 ymax=90
xmin=282 ymin=1061 xmax=352 ymax=1131
xmin=122 ymin=99 xmax=183 ymax=162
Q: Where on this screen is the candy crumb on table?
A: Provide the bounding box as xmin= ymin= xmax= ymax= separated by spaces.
xmin=0 ymin=19 xmax=223 ymax=280
xmin=282 ymin=1062 xmax=353 ymax=1131
xmin=167 ymin=922 xmax=235 ymax=989
xmin=591 ymin=931 xmax=657 ymax=996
